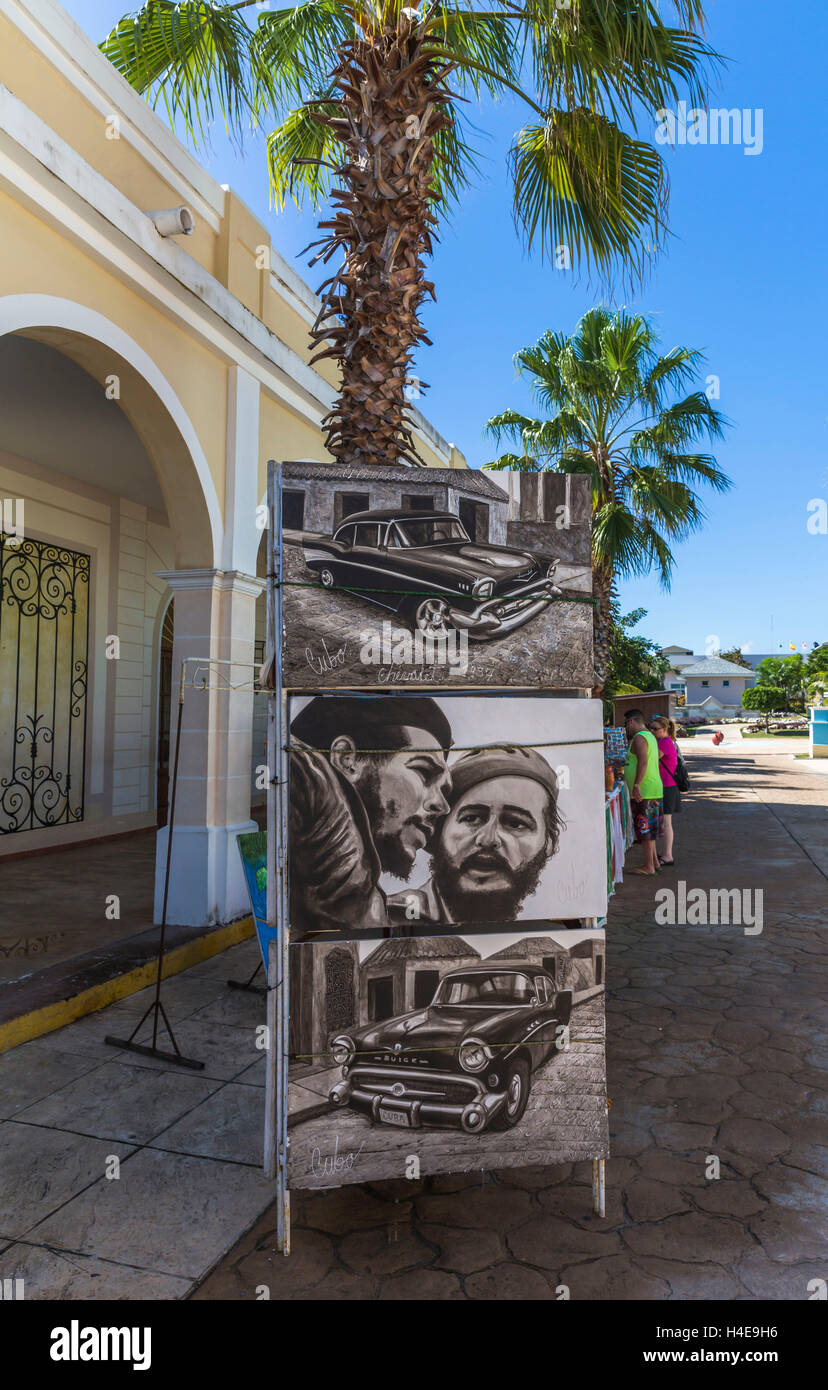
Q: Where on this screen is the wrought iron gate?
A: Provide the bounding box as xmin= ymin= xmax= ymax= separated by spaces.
xmin=0 ymin=535 xmax=89 ymax=834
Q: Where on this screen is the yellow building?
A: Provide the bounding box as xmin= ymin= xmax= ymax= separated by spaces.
xmin=0 ymin=0 xmax=465 ymax=934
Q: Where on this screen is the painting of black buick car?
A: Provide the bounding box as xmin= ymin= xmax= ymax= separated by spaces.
xmin=302 ymin=509 xmax=562 ymax=639
xmin=328 ymin=964 xmax=573 ymax=1134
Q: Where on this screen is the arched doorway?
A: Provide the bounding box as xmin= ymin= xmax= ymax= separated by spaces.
xmin=0 ymin=299 xmax=230 ymax=953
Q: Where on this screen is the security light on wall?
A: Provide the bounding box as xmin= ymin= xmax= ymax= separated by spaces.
xmin=147 ymin=206 xmax=195 ymax=237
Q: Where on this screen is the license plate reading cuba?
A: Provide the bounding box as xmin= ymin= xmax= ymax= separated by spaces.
xmin=379 ymin=1106 xmax=410 ymax=1127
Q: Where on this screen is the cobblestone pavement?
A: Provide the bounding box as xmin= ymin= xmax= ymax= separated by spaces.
xmin=195 ymin=745 xmax=828 ymax=1300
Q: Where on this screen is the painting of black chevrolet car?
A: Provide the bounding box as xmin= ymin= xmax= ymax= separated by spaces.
xmin=328 ymin=964 xmax=573 ymax=1134
xmin=302 ymin=509 xmax=562 ymax=639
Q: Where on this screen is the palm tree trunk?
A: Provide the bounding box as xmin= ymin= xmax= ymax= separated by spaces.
xmin=592 ymin=563 xmax=615 ymax=696
xmin=307 ymin=14 xmax=452 ymax=468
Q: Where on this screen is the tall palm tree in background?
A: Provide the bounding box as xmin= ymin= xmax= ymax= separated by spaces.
xmin=102 ymin=1 xmax=717 ymax=468
xmin=485 ymin=307 xmax=730 ymax=690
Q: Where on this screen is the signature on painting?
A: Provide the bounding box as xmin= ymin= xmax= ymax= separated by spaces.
xmin=310 ymin=1136 xmax=365 ymax=1179
xmin=304 ymin=638 xmax=347 ymax=675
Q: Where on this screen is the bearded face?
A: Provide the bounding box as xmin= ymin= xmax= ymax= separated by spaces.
xmin=431 ymin=775 xmax=557 ymax=921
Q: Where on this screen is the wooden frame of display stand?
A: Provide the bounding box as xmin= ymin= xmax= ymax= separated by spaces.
xmin=261 ymin=461 xmax=608 ymax=1256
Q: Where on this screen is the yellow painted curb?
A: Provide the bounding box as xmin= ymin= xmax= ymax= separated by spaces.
xmin=0 ymin=916 xmax=255 ymax=1054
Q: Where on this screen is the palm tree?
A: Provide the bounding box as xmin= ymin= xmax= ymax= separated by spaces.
xmin=101 ymin=1 xmax=717 ymax=468
xmin=485 ymin=307 xmax=730 ymax=690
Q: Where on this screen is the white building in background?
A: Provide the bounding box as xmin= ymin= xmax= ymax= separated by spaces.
xmin=679 ymin=656 xmax=758 ymax=718
xmin=661 ymin=645 xmax=698 ymax=694
xmin=662 ymin=643 xmax=793 ymax=708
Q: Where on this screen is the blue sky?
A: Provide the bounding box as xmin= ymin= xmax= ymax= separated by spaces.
xmin=65 ymin=0 xmax=827 ymax=655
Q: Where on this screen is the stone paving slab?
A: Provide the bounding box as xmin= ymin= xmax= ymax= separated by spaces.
xmin=0 ymin=1121 xmax=136 ymax=1239
xmin=0 ymin=1044 xmax=103 ymax=1118
xmin=148 ymin=1082 xmax=265 ymax=1165
xmin=0 ymin=1241 xmax=193 ymax=1300
xmin=235 ymin=1057 xmax=265 ymax=1087
xmin=14 ymin=1060 xmax=224 ymax=1145
xmin=26 ymin=1148 xmax=277 ymax=1281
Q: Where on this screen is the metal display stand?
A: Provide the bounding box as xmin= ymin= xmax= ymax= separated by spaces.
xmin=592 ymin=1159 xmax=606 ymax=1218
xmin=227 ymin=961 xmax=266 ymax=995
xmin=106 ymin=654 xmax=261 ymax=1069
xmin=105 ymin=658 xmax=204 ymax=1071
xmin=582 ymin=912 xmax=608 ymax=1218
xmin=260 ymin=460 xmax=608 ymax=1255
xmin=262 ymin=464 xmax=291 ymax=1254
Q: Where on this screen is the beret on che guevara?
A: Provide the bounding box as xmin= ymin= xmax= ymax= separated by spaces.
xmin=290 ymin=694 xmax=453 ymax=751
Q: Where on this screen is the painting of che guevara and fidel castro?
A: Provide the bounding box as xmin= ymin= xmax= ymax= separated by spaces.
xmin=288 ymin=692 xmax=607 ymax=938
xmin=286 ymin=929 xmax=608 ymax=1189
xmin=278 ymin=462 xmax=593 ymax=690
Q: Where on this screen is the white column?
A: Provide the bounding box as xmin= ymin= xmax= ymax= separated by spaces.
xmin=154 ymin=568 xmax=264 ymax=926
xmin=222 ymin=365 xmax=261 ymax=577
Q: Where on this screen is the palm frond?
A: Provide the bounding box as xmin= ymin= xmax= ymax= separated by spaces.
xmin=101 ymin=0 xmax=263 ymax=140
xmin=485 ymin=450 xmax=542 ymax=471
xmin=623 ymin=467 xmax=706 ymax=535
xmin=510 ymin=109 xmax=668 ymax=281
xmin=592 ymin=501 xmax=641 ymax=574
xmin=427 ymin=6 xmax=520 ymax=100
xmin=526 ymin=0 xmax=719 ymax=130
xmin=632 ymin=449 xmax=731 ymax=491
xmin=633 ymin=392 xmax=727 ymax=450
xmin=598 ymin=310 xmax=656 ymax=378
xmin=267 ymin=96 xmax=342 ymax=209
xmin=484 ymin=408 xmax=543 ymax=445
xmin=251 ymin=1 xmax=351 ymax=114
xmin=430 ymin=108 xmax=481 ymax=208
xmin=642 ymin=345 xmax=703 ymax=407
xmin=635 ymin=517 xmax=680 ymax=586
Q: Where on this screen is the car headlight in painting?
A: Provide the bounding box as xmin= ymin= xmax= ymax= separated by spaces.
xmin=458 ymin=1037 xmax=492 ymax=1072
xmin=546 ymin=561 xmax=558 ymax=579
xmin=472 ymin=578 xmax=495 ymax=598
xmin=330 ymin=1035 xmax=355 ymax=1066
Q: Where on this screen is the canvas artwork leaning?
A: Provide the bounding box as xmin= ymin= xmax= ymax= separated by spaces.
xmin=279 ymin=462 xmax=593 ymax=689
xmin=287 ymin=929 xmax=608 ymax=1189
xmin=288 ymin=691 xmax=608 ymax=937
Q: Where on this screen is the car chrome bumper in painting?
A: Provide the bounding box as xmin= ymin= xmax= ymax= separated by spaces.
xmin=448 ymin=576 xmax=562 ymax=638
xmin=329 ymin=1065 xmax=508 ymax=1133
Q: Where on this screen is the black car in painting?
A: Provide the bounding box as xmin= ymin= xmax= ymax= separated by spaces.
xmin=328 ymin=964 xmax=573 ymax=1134
xmin=302 ymin=509 xmax=561 ymax=639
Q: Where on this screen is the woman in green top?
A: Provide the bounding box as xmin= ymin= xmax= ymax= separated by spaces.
xmin=623 ymin=709 xmax=664 ymax=875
